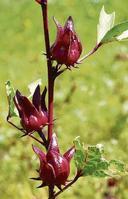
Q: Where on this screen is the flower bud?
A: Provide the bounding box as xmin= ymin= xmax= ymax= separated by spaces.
xmin=32 ymin=133 xmax=75 ymax=188
xmin=50 ymin=16 xmax=82 ymax=67
xmin=14 ymin=85 xmax=48 ymax=133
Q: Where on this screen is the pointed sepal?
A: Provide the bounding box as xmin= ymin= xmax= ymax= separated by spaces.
xmin=30 ymin=177 xmax=41 ymax=181
xmin=56 ymin=185 xmax=63 ymax=191
xmin=15 ymin=90 xmax=38 ymax=117
xmin=64 ymin=16 xmax=74 ymax=32
xmin=32 ymin=145 xmax=46 ymax=164
xmin=53 ymin=17 xmax=64 ymax=42
xmin=63 ymin=146 xmax=75 ymax=163
xmin=37 ymin=182 xmax=47 ymax=188
xmin=41 ymin=87 xmax=47 ymax=112
xmin=32 ymin=85 xmax=41 ymax=111
xmin=48 ymin=133 xmax=60 ymax=153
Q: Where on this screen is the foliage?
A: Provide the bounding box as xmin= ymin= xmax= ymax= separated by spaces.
xmin=74 ymin=137 xmax=125 ymax=178
xmin=97 ymin=6 xmax=128 ymax=44
xmin=5 ymin=81 xmax=18 ymax=118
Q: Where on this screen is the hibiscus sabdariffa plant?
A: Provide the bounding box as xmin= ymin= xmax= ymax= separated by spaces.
xmin=6 ymin=1 xmax=128 ymax=198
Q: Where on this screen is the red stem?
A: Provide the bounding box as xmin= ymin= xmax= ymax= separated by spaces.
xmin=48 ymin=78 xmax=54 ymax=143
xmin=7 ymin=119 xmax=44 ymax=145
xmin=41 ymin=2 xmax=54 ymax=143
xmin=78 ymin=42 xmax=102 ymax=63
xmin=48 ymin=185 xmax=55 ymax=199
xmin=28 ymin=134 xmax=45 ymax=145
xmin=41 ymin=2 xmax=55 ymax=198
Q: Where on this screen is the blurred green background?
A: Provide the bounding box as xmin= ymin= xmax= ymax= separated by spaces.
xmin=0 ymin=0 xmax=128 ymax=198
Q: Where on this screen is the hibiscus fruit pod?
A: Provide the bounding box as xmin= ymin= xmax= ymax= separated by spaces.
xmin=50 ymin=16 xmax=82 ymax=67
xmin=14 ymin=85 xmax=48 ymax=133
xmin=32 ymin=133 xmax=75 ymax=188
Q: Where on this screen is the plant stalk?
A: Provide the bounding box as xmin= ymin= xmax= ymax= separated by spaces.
xmin=38 ymin=130 xmax=48 ymax=149
xmin=41 ymin=1 xmax=54 ymax=144
xmin=48 ymin=185 xmax=55 ymax=199
xmin=78 ymin=43 xmax=102 ymax=63
xmin=41 ymin=1 xmax=55 ymax=198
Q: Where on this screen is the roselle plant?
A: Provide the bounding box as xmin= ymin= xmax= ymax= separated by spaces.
xmin=6 ymin=1 xmax=128 ymax=199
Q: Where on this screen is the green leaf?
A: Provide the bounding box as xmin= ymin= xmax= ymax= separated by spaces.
xmin=97 ymin=6 xmax=128 ymax=45
xmin=97 ymin=6 xmax=115 ymax=44
xmin=73 ymin=137 xmax=85 ymax=171
xmin=109 ymin=160 xmax=125 ymax=172
xmin=101 ymin=21 xmax=128 ymax=43
xmin=28 ymin=79 xmax=42 ymax=98
xmin=83 ymin=144 xmax=110 ymax=177
xmin=74 ymin=138 xmax=126 ymax=178
xmin=5 ymin=81 xmax=18 ymax=118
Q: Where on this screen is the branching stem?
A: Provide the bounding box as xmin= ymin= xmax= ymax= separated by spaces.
xmin=7 ymin=119 xmax=44 ymax=145
xmin=28 ymin=134 xmax=45 ymax=145
xmin=78 ymin=43 xmax=102 ymax=63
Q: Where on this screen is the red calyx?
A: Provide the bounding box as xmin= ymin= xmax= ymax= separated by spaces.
xmin=14 ymin=85 xmax=48 ymax=133
xmin=32 ymin=133 xmax=75 ymax=188
xmin=50 ymin=16 xmax=82 ymax=68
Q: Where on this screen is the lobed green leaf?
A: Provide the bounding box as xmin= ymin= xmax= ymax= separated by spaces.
xmin=73 ymin=137 xmax=86 ymax=171
xmin=74 ymin=137 xmax=126 ymax=178
xmin=5 ymin=81 xmax=18 ymax=119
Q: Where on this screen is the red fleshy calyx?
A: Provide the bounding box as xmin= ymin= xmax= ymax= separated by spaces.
xmin=50 ymin=16 xmax=82 ymax=68
xmin=32 ymin=133 xmax=75 ymax=188
xmin=14 ymin=85 xmax=48 ymax=133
